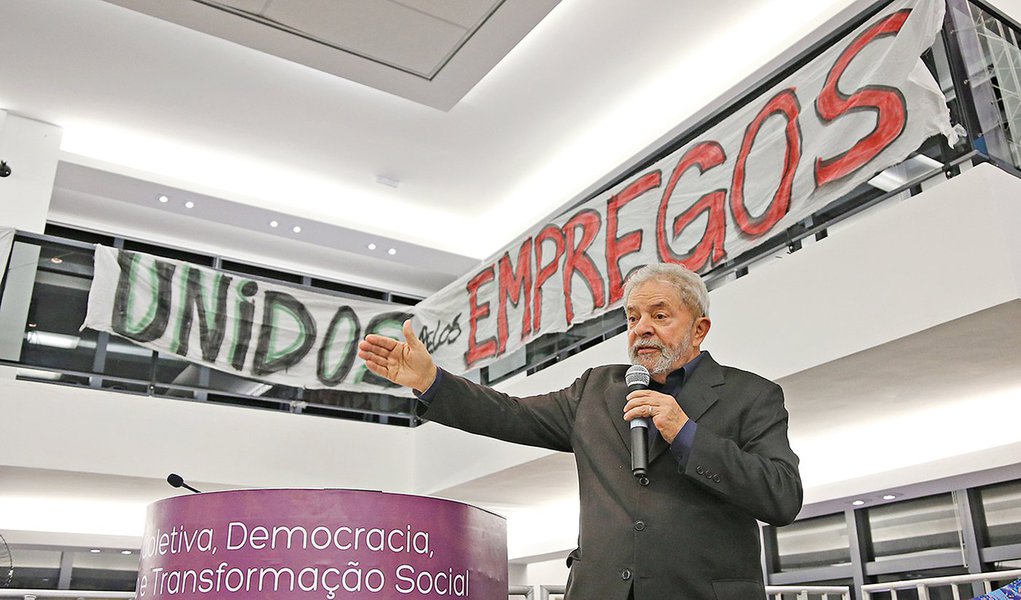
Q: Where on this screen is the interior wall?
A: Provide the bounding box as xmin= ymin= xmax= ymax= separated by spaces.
xmin=0 ymin=113 xmax=61 ymax=233
xmin=0 ymin=371 xmax=415 ymax=491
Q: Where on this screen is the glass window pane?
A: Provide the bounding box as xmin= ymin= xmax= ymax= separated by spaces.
xmin=979 ymin=480 xmax=1021 ymax=546
xmin=71 ymin=549 xmax=138 ymax=592
xmin=102 ymin=336 xmax=155 ymax=381
xmin=775 ymin=513 xmax=850 ymax=571
xmin=867 ymin=493 xmax=962 ymax=562
xmin=20 ymin=245 xmax=98 ymax=373
xmin=8 ymin=548 xmax=61 ymax=590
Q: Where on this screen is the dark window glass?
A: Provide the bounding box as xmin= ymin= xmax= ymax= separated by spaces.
xmin=71 ymin=549 xmax=138 ymax=592
xmin=979 ymin=480 xmax=1021 ymax=546
xmin=20 ymin=242 xmax=98 ymax=374
xmin=867 ymin=493 xmax=962 ymax=563
xmin=775 ymin=513 xmax=850 ymax=571
xmin=7 ymin=548 xmax=62 ymax=590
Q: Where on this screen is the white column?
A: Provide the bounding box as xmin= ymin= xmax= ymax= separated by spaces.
xmin=0 ymin=111 xmax=63 ymax=365
xmin=0 ymin=110 xmax=63 ymax=232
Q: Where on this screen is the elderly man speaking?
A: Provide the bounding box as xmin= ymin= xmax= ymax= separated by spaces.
xmin=358 ymin=263 xmax=802 ymax=600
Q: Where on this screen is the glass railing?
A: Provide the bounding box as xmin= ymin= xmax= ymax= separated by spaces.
xmin=0 ymin=226 xmax=423 ymax=427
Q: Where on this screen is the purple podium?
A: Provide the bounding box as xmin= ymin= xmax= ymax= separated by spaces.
xmin=136 ymin=489 xmax=507 ymax=599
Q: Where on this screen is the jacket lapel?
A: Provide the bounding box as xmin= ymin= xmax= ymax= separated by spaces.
xmin=606 ymin=375 xmax=632 ymax=451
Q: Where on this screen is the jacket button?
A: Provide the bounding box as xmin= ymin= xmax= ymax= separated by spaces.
xmin=713 ymin=474 xmax=721 ymax=483
xmin=634 ymin=520 xmax=646 ymax=531
xmin=695 ymin=465 xmax=704 ymax=475
xmin=704 ymin=470 xmax=713 ymax=479
xmin=639 ymin=476 xmax=650 ymax=487
xmin=620 ymin=568 xmax=632 ymax=581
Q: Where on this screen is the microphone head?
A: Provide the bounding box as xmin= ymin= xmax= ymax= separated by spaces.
xmin=625 ymin=364 xmax=650 ymax=387
xmin=167 ymin=473 xmax=184 ymax=488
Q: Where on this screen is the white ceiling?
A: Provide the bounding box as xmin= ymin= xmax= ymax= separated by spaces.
xmin=1 ymin=0 xmax=876 ymax=294
xmin=100 ymin=0 xmax=557 ymax=110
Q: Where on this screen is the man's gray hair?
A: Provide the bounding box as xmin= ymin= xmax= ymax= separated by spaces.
xmin=622 ymin=263 xmax=709 ymax=318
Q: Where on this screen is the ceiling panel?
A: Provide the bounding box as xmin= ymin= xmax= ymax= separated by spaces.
xmin=102 ymin=0 xmax=559 ymax=109
xmin=214 ymin=0 xmax=268 ymax=13
xmin=393 ymin=0 xmax=504 ymax=29
xmin=259 ymin=0 xmax=470 ymax=77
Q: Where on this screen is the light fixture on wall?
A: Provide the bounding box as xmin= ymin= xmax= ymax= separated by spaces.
xmin=0 ymin=160 xmax=11 ymax=178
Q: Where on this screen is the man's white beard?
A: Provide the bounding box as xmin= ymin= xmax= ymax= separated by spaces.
xmin=629 ymin=331 xmax=692 ymax=377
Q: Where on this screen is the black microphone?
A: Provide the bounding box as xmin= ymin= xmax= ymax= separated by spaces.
xmin=167 ymin=473 xmax=202 ymax=494
xmin=626 ymin=364 xmax=651 ymax=482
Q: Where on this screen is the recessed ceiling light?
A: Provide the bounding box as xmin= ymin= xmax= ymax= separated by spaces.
xmin=184 ymin=201 xmax=195 ymax=209
xmin=269 ymin=220 xmax=279 ymax=228
xmin=157 ymin=194 xmax=169 ymax=203
xmin=387 ymin=248 xmax=397 ymax=255
xmin=367 ymin=243 xmax=376 ymax=251
xmin=852 ymin=499 xmax=866 ymax=506
xmin=50 ymin=257 xmax=63 ymax=264
xmin=883 ymin=494 xmax=897 ymax=501
xmin=90 ymin=549 xmax=101 ymax=553
xmin=292 ymin=225 xmax=302 ymax=233
xmin=121 ymin=550 xmax=132 ymax=555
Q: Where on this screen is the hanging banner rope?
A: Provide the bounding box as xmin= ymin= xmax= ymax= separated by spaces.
xmin=84 ymin=0 xmax=956 ymax=394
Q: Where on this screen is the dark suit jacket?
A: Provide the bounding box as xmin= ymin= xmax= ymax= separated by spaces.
xmin=421 ymin=352 xmax=802 ymax=600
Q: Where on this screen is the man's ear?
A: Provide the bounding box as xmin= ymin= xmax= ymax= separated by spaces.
xmin=693 ymin=316 xmax=711 ymax=346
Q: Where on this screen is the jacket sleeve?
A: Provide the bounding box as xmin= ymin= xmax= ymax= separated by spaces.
xmin=683 ymin=379 xmax=803 ymax=526
xmin=419 ymin=368 xmax=591 ymax=453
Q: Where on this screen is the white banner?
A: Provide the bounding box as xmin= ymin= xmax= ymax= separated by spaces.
xmin=419 ymin=0 xmax=955 ymax=373
xmin=0 ymin=227 xmax=13 ymax=281
xmin=84 ymin=0 xmax=956 ymax=394
xmin=85 ymin=246 xmax=418 ymax=395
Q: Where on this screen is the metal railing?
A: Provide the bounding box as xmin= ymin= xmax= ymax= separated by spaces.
xmin=767 ymin=586 xmax=852 ymax=600
xmin=861 ymin=568 xmax=1021 ymax=599
xmin=508 ymin=584 xmax=851 ymax=599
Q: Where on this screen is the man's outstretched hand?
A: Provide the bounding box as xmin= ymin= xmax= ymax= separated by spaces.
xmin=357 ymin=319 xmax=437 ymax=393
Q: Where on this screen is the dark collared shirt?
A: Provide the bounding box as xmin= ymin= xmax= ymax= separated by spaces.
xmin=650 ymin=351 xmax=704 ymax=468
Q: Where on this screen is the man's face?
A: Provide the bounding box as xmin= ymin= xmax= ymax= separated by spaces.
xmin=625 ymin=280 xmax=709 ymax=379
